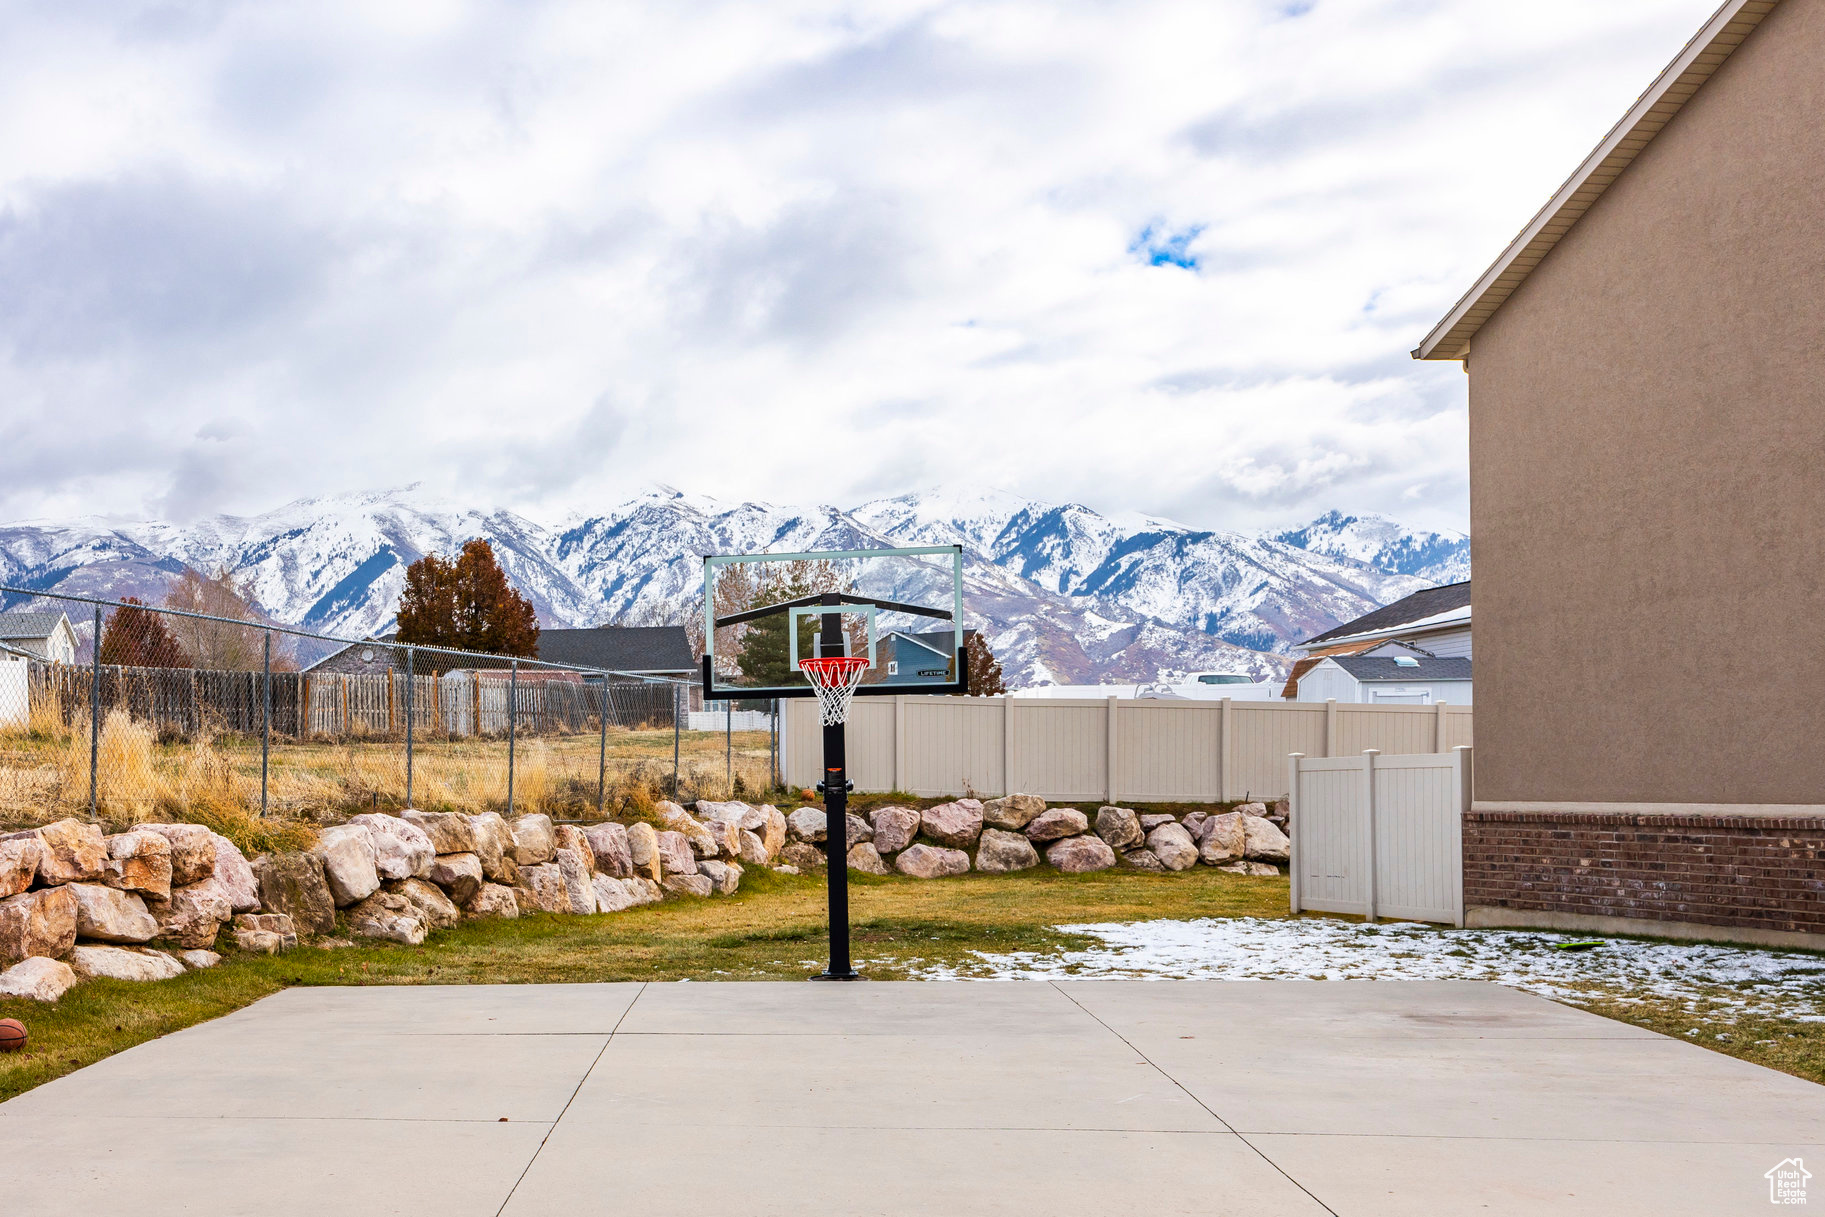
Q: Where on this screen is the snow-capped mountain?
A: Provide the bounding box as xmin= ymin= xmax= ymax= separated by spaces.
xmin=1271 ymin=510 xmax=1469 ymax=586
xmin=0 ymin=486 xmax=1469 ymax=686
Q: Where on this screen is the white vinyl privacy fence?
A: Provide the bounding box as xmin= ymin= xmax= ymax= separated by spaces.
xmin=1289 ymin=748 xmax=1472 ymax=926
xmin=780 ymin=695 xmax=1471 ymax=803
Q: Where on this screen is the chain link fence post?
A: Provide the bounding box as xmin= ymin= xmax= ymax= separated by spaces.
xmin=596 ymin=672 xmax=608 ymax=814
xmin=404 ymin=646 xmax=415 ymax=810
xmin=672 ymin=683 xmax=681 ymax=799
xmin=725 ymin=701 xmax=732 ymax=796
xmin=506 ymin=658 xmax=518 ymax=816
xmin=260 ymin=629 xmax=272 ymax=817
xmin=89 ymin=603 xmax=101 ymax=821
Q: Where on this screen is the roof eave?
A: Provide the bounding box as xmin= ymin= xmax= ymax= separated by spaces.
xmin=1413 ymin=0 xmax=1779 ymax=362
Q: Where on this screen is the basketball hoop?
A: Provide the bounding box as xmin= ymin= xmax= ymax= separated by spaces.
xmin=799 ymin=655 xmax=871 ymax=726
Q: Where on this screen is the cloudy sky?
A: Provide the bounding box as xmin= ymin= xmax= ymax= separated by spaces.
xmin=0 ymin=0 xmax=1723 ymax=534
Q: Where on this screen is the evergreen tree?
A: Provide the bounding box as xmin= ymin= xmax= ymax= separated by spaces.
xmin=395 ymin=539 xmax=540 ymax=657
xmin=98 ymin=598 xmax=187 ymax=668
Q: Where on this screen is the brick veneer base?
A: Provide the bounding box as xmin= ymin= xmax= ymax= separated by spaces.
xmin=1464 ymin=809 xmax=1825 ymax=946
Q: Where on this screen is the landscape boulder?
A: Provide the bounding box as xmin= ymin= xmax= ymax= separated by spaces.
xmin=698 ymin=800 xmax=767 ymax=832
xmin=1242 ymin=816 xmax=1291 ymax=864
xmin=1046 ymin=835 xmax=1117 ymax=874
xmin=70 ymin=944 xmax=184 ymax=982
xmin=1094 ymin=806 xmax=1144 ymax=851
xmin=698 ymin=858 xmax=743 ymax=894
xmin=463 ymin=883 xmax=519 ymax=920
xmin=1198 ymin=812 xmax=1245 ymax=866
xmin=981 ymin=793 xmax=1046 ymax=832
xmin=34 ymin=818 xmax=107 ymax=885
xmin=842 ymin=813 xmax=872 ymax=849
xmin=553 ymin=827 xmax=597 ymax=876
xmin=210 ymin=834 xmax=261 ymax=912
xmin=974 ymin=828 xmax=1039 ymax=874
xmin=1146 ymin=823 xmax=1199 ymax=871
xmin=465 ymin=812 xmax=514 ymax=880
xmin=737 ymin=830 xmax=770 ymax=866
xmin=779 ymin=842 xmax=825 ymax=870
xmin=869 ymin=806 xmax=921 ymax=855
xmin=346 ymin=890 xmax=427 ymax=945
xmin=349 ymin=814 xmax=436 ymax=880
xmin=760 ymin=805 xmax=788 ymax=859
xmin=178 ymin=950 xmax=220 ymax=970
xmin=70 ymin=883 xmax=159 ymax=944
xmin=142 ymin=823 xmax=215 ymax=887
xmin=428 ymin=853 xmax=484 ymax=906
xmin=509 ymin=814 xmax=557 ymax=866
xmin=252 ymin=851 xmax=337 ymax=936
xmin=699 ymin=817 xmax=742 ymax=859
xmin=0 ymin=956 xmax=77 ymax=1003
xmin=556 ymin=848 xmax=598 ymax=914
xmin=786 ymin=807 xmax=827 ymax=844
xmin=1138 ymin=814 xmax=1177 ymax=832
xmin=102 ymin=830 xmax=173 ymax=901
xmin=0 ymin=835 xmax=43 ymax=900
xmin=845 ymin=843 xmax=889 ymax=876
xmin=515 ymin=863 xmax=567 ymax=913
xmin=1120 ymin=848 xmax=1167 ymax=872
xmin=625 ymin=822 xmax=662 ymax=882
xmin=920 ymin=799 xmax=984 ymax=848
xmin=662 ymin=873 xmax=714 ymax=898
xmin=0 ymin=885 xmax=78 ymax=963
xmin=591 ymin=874 xmax=638 ymax=912
xmin=1024 ymin=808 xmax=1089 ymax=843
xmin=657 ymin=802 xmax=717 ymax=857
xmin=1181 ymin=811 xmax=1209 ymax=837
xmin=895 ymin=843 xmax=971 ymax=879
xmin=387 ymin=877 xmax=459 ymax=932
xmin=234 ymin=929 xmax=287 ymax=954
xmin=1235 ymin=801 xmax=1269 ymax=817
xmin=312 ymin=824 xmax=381 ymax=907
xmin=1219 ymin=861 xmax=1281 ymax=876
xmin=582 ymin=823 xmax=633 ymax=878
xmin=655 ymin=831 xmax=697 ymax=876
xmin=152 ymin=880 xmax=233 ymax=949
xmin=403 ymin=809 xmax=477 ymax=856
xmin=233 ymin=912 xmax=298 ymax=953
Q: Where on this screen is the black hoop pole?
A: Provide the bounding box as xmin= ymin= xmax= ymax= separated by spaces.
xmin=811 ymin=592 xmax=859 ymax=981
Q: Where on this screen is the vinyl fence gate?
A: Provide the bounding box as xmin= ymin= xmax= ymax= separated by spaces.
xmin=1288 ymin=747 xmax=1471 ymax=926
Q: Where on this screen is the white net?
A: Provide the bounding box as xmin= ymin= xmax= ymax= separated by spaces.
xmin=799 ymin=656 xmax=870 ymax=726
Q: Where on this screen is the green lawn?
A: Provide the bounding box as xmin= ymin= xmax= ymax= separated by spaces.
xmin=4 ymin=865 xmax=1823 ymax=1103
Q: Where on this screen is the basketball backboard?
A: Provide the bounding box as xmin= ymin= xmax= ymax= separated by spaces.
xmin=701 ymin=545 xmax=966 ymax=700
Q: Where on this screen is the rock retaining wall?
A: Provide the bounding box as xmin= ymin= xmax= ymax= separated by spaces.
xmin=0 ymin=795 xmax=1287 ymax=1005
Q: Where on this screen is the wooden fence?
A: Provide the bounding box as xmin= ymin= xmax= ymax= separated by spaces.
xmin=1289 ymin=748 xmax=1471 ymax=926
xmin=26 ymin=661 xmax=679 ymax=741
xmin=780 ymin=695 xmax=1473 ymax=802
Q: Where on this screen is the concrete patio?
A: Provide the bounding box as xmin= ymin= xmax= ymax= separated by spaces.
xmin=0 ymin=980 xmax=1819 ymax=1215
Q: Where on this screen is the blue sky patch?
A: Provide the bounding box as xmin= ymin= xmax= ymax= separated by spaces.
xmin=1130 ymin=223 xmax=1203 ymax=270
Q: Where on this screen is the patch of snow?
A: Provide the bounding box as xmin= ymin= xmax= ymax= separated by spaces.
xmin=908 ymin=917 xmax=1825 ymax=1022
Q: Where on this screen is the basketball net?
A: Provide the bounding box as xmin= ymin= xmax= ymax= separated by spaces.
xmin=799 ymin=655 xmax=870 ymax=726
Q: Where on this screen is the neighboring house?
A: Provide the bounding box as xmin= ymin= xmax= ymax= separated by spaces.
xmin=1294 ymin=655 xmax=1472 ymax=706
xmin=1282 ymin=582 xmax=1470 ymax=698
xmin=305 ymin=633 xmax=404 ymax=675
xmin=0 ymin=611 xmax=79 ymax=664
xmin=872 ymin=628 xmax=974 ymax=686
xmin=1413 ymin=0 xmax=1823 ymax=946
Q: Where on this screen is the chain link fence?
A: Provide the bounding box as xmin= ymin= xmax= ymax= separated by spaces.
xmin=0 ymin=587 xmax=783 ymax=832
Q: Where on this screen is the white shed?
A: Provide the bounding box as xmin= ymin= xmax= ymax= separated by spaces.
xmin=0 ymin=611 xmax=78 ymax=665
xmin=1295 ymin=655 xmax=1472 ymax=705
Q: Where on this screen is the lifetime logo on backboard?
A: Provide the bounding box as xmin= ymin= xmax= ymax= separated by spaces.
xmin=1766 ymin=1158 xmax=1811 ymax=1205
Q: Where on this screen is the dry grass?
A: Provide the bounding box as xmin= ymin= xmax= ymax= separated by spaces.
xmin=0 ymin=708 xmax=777 ymax=851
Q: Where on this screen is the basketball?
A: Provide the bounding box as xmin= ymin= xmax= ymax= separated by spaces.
xmin=0 ymin=1019 xmax=26 ymax=1052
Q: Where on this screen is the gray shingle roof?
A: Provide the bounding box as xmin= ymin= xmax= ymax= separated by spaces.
xmin=1330 ymin=655 xmax=1472 ymax=683
xmin=535 ymin=626 xmax=695 ymax=673
xmin=0 ymin=611 xmax=70 ymax=640
xmin=1301 ymin=582 xmax=1471 ymax=647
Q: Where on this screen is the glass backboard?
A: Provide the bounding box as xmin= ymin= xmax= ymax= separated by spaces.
xmin=701 ymin=545 xmax=965 ymax=700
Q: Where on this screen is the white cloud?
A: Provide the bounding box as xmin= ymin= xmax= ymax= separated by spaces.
xmin=0 ymin=0 xmax=1724 ymax=531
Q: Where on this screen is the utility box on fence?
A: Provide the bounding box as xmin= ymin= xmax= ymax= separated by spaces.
xmin=1288 ymin=747 xmax=1471 ymax=926
xmin=0 ymin=655 xmax=26 ymax=730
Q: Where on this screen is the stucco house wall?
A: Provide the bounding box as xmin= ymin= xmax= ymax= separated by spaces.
xmin=1465 ymin=0 xmax=1825 ymax=810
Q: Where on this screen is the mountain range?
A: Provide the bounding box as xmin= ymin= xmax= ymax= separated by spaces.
xmin=0 ymin=487 xmax=1468 ymax=686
